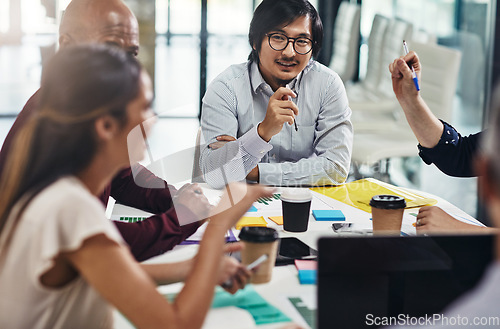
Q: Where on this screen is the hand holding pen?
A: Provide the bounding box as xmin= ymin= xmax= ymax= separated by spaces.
xmin=402 ymin=40 xmax=420 ymax=91
xmin=389 ymin=45 xmax=422 ymax=101
xmin=257 ymin=87 xmax=299 ymax=142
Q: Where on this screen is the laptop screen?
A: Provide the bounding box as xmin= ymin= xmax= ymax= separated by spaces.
xmin=317 ymin=234 xmax=495 ymax=329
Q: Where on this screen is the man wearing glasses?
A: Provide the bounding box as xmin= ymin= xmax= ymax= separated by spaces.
xmin=200 ymin=0 xmax=353 ymax=188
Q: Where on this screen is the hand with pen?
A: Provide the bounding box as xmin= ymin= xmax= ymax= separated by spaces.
xmin=389 ymin=50 xmax=422 ymax=104
xmin=217 ymin=243 xmax=253 ymax=294
xmin=211 ymin=86 xmax=299 ymax=146
xmin=257 ymin=87 xmax=298 ymax=142
xmin=388 ymin=49 xmax=444 ymax=149
xmin=208 ymin=86 xmax=298 ymax=183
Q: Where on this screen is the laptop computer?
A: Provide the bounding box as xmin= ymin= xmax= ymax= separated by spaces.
xmin=317 ymin=234 xmax=495 ymax=329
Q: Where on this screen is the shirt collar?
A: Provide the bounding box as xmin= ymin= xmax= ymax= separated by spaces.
xmin=249 ymin=59 xmax=314 ymax=95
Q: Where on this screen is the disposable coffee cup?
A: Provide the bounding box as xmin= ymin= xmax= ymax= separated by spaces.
xmin=238 ymin=227 xmax=279 ymax=284
xmin=370 ymin=195 xmax=406 ymax=235
xmin=281 ymin=188 xmax=312 ymax=232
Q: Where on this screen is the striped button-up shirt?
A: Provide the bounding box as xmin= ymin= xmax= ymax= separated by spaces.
xmin=200 ymin=60 xmax=353 ymax=189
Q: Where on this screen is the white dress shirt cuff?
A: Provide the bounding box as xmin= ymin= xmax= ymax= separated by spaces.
xmin=240 ymin=125 xmax=273 ymax=159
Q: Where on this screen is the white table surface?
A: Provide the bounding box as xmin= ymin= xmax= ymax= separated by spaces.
xmin=112 ymin=184 xmax=483 ymax=329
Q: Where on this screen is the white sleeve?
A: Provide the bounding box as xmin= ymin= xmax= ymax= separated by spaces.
xmin=24 ymin=182 xmax=124 ymax=284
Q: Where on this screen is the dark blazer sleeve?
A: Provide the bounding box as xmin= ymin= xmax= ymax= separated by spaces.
xmin=418 ymin=121 xmax=482 ymax=177
xmin=0 ymin=90 xmax=41 ymax=175
xmin=110 ymin=165 xmax=178 ymax=214
xmin=114 ymin=205 xmax=201 ymax=261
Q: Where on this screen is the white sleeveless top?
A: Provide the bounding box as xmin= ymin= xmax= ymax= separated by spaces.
xmin=0 ymin=176 xmax=124 ymax=329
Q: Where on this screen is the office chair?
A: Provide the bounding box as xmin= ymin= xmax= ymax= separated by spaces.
xmin=329 ymin=2 xmax=361 ymax=83
xmin=345 ymin=14 xmax=390 ymax=102
xmin=348 ymin=17 xmax=414 ymax=133
xmin=192 ymin=126 xmax=205 ymax=183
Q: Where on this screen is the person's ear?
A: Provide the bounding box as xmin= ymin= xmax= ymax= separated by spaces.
xmin=476 ymin=156 xmax=497 ymax=203
xmin=58 ymin=33 xmax=73 ymax=48
xmin=94 ymin=116 xmax=119 ymax=142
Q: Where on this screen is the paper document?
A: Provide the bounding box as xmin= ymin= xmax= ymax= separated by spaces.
xmin=310 ymin=178 xmax=437 ymax=213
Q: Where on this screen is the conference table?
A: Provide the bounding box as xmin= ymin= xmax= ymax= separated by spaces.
xmin=112 ymin=179 xmax=484 ymax=329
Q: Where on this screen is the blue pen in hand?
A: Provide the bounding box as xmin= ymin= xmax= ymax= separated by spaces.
xmin=402 ymin=40 xmax=420 ymax=91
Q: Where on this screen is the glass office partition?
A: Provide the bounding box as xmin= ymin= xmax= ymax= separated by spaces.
xmin=206 ymin=0 xmax=253 ymax=84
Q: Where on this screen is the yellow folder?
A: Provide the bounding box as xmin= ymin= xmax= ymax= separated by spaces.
xmin=310 ymin=178 xmax=437 ymax=213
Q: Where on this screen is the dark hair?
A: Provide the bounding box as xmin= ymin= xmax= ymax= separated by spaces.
xmin=248 ymin=0 xmax=323 ymax=63
xmin=0 ymin=44 xmax=142 ymax=234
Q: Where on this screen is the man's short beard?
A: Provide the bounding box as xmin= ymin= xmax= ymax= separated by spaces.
xmin=275 ymin=78 xmax=293 ymax=88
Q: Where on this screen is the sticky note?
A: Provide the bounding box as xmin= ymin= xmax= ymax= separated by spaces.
xmin=235 ymin=216 xmax=267 ymax=230
xmin=247 ymin=205 xmax=258 ymax=212
xmin=295 ymin=260 xmax=317 ymax=284
xmin=211 ymin=285 xmax=290 ymax=325
xmin=268 ymin=216 xmax=283 ymax=225
xmin=312 ymin=209 xmax=345 ymax=221
xmin=298 ymin=270 xmax=317 ymax=284
xmin=294 ymin=259 xmax=317 ymax=270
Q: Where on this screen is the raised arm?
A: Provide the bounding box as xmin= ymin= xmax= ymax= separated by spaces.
xmin=65 ymin=183 xmax=274 ymax=329
xmin=389 ymin=51 xmax=443 ymax=148
xmin=389 ymin=51 xmax=482 ymax=177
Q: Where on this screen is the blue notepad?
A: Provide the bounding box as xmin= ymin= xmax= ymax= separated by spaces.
xmin=312 ymin=209 xmax=345 ymax=221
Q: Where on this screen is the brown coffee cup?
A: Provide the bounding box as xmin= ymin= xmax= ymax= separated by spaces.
xmin=370 ymin=195 xmax=406 ymax=235
xmin=238 ymin=226 xmax=279 ymax=284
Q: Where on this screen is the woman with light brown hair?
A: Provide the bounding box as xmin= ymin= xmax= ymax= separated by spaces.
xmin=0 ymin=44 xmax=272 ymax=329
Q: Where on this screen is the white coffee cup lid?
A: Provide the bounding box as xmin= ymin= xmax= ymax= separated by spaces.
xmin=280 ymin=188 xmax=312 ymax=202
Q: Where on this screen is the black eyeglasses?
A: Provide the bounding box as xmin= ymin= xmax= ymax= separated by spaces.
xmin=267 ymin=33 xmax=314 ymax=55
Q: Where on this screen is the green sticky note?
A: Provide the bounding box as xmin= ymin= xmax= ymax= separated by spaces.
xmin=211 ymin=285 xmax=290 ymax=325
